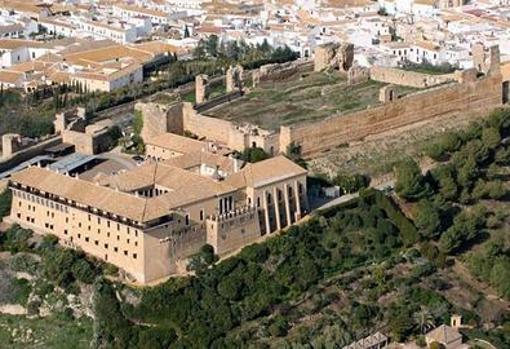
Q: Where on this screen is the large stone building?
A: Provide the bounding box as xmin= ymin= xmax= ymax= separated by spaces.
xmin=8 ymin=152 xmax=308 ymax=284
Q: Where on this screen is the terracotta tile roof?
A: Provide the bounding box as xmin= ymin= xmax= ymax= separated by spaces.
xmin=11 ymin=156 xmax=307 ymax=222
xmin=48 ymin=71 xmax=71 ymax=84
xmin=225 ymin=156 xmax=306 ymax=189
xmin=0 ymin=0 xmax=50 ymax=15
xmin=0 ymin=39 xmax=44 ymax=50
xmin=426 ymin=325 xmax=462 ymax=345
xmin=73 ymin=60 xmax=141 ymax=82
xmin=130 ymin=41 xmax=184 ymax=55
xmin=114 ymin=3 xmax=168 ymax=18
xmin=162 ymin=151 xmax=241 ymax=174
xmin=63 ymin=44 xmax=160 ymax=66
xmin=413 ymin=40 xmax=440 ymax=51
xmin=9 ymin=60 xmax=57 ymax=73
xmin=146 ymin=133 xmax=208 ymax=155
xmin=0 ymin=70 xmax=24 ymax=84
xmin=10 ymin=166 xmax=154 ymax=222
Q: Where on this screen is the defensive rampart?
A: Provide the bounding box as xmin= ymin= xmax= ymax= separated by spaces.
xmin=282 ymin=73 xmax=503 ymax=157
xmin=370 ymin=66 xmax=456 ymax=88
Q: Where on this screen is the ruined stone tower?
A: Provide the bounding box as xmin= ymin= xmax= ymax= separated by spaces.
xmin=226 ymin=65 xmax=244 ymax=93
xmin=314 ymin=42 xmax=354 ymax=73
xmin=195 ymin=74 xmax=209 ymax=104
xmin=472 ymin=43 xmax=500 ymax=76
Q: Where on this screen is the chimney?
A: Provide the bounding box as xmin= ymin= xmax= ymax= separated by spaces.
xmin=451 ymin=314 xmax=462 ymax=329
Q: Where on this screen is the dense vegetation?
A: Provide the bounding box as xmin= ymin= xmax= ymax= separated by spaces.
xmin=91 ymin=189 xmax=421 ymax=348
xmin=0 ymin=90 xmax=56 ymax=138
xmin=0 ymin=225 xmax=116 ymax=299
xmin=0 ymin=189 xmax=12 ymax=218
xmin=238 ymin=146 xmax=270 ymax=163
xmin=401 ymin=60 xmax=457 ymax=75
xmin=396 ymin=108 xmax=510 ymax=298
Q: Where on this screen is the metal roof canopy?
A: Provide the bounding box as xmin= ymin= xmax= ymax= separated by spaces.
xmin=48 ymin=153 xmax=97 ymax=173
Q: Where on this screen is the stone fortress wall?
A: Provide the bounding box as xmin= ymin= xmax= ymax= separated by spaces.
xmin=369 ymin=66 xmax=456 ymax=88
xmin=280 ymin=44 xmax=506 ymax=157
xmin=55 ymin=108 xmax=117 ymax=155
xmin=137 ymin=42 xmax=510 ymax=159
xmin=282 ymin=72 xmax=502 ymax=156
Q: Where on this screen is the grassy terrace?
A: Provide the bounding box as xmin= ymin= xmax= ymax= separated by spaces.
xmin=205 ymin=71 xmax=418 ymax=130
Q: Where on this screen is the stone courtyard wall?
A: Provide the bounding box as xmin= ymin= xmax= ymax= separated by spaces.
xmin=0 ymin=136 xmax=62 ymax=173
xmin=136 ymin=102 xmax=184 ymax=141
xmin=370 ymin=66 xmax=456 ymax=88
xmin=282 ymin=73 xmax=503 ymax=157
xmin=182 ymin=102 xmax=233 ymax=145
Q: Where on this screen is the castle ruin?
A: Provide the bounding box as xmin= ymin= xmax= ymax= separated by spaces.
xmin=195 ymin=74 xmax=209 ymax=104
xmin=314 ymin=42 xmax=354 ymax=72
xmin=226 ymin=64 xmax=244 ymax=93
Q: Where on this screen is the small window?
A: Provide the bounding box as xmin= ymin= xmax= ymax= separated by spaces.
xmin=133 ymin=253 xmax=137 ymax=259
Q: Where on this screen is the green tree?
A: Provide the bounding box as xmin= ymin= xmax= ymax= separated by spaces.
xmin=455 ymin=155 xmax=478 ymax=189
xmin=333 ymin=173 xmax=370 ymax=194
xmin=206 ymin=35 xmax=220 ymax=57
xmin=0 ymin=189 xmax=12 ymax=218
xmin=92 ymin=279 xmax=133 ymax=348
xmin=188 ymin=244 xmax=218 ymax=274
xmin=440 ymin=131 xmax=463 ymax=153
xmin=431 ymin=165 xmax=459 ymax=201
xmin=71 ymin=259 xmax=97 ymax=284
xmin=0 ymin=225 xmax=33 ymax=253
xmin=438 ymin=206 xmax=486 ymax=254
xmin=240 ymin=147 xmax=269 ymax=163
xmin=414 ymin=199 xmax=442 ymax=239
xmin=413 ymin=306 xmax=435 ymax=334
xmin=395 ymin=158 xmax=431 ymax=201
xmin=481 ymin=127 xmax=501 ymax=149
xmin=489 ymin=257 xmax=510 ymax=299
xmin=268 ymin=316 xmax=289 ymax=337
